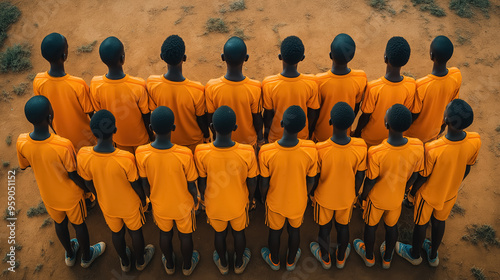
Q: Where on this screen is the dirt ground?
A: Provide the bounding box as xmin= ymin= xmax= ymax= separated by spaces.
xmin=0 ymin=0 xmax=499 ymax=279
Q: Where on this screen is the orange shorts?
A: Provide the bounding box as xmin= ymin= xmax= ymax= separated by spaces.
xmin=413 ymin=191 xmax=457 ymax=225
xmin=265 ymin=203 xmax=303 ymax=230
xmin=103 ymin=205 xmax=146 ymax=233
xmin=208 ymin=205 xmax=249 ymax=232
xmin=313 ymin=201 xmax=353 ymax=226
xmin=45 ymin=198 xmax=87 ymax=225
xmin=154 ymin=209 xmax=196 ymax=234
xmin=363 ymin=198 xmax=401 ymax=227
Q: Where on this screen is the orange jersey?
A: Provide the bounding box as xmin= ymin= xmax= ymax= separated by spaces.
xmin=90 ymin=74 xmax=150 ymax=147
xmin=367 ymin=138 xmax=424 ymax=210
xmin=147 ymin=75 xmax=206 ymax=146
xmin=16 ymin=133 xmax=83 ymax=210
xmin=262 ymin=74 xmax=319 ymax=142
xmin=315 ymin=138 xmax=367 ymax=210
xmin=314 ymin=70 xmax=367 ymax=141
xmin=406 ymin=68 xmax=462 ymax=142
xmin=195 ymin=143 xmax=258 ymax=221
xmin=419 ymin=132 xmax=480 ymax=209
xmin=135 ymin=144 xmax=198 ymax=220
xmin=205 ymin=77 xmax=262 ymax=145
xmin=259 ymin=140 xmax=318 ymax=218
xmin=33 ymin=72 xmax=95 ymax=151
xmin=77 ymin=147 xmax=141 ymax=218
xmin=361 ymin=76 xmax=419 ymax=146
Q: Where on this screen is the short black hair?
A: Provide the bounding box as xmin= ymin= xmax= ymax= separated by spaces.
xmin=41 ymin=33 xmax=66 ymax=62
xmin=446 ymin=99 xmax=473 ymax=130
xmin=283 ymin=105 xmax=306 ymax=134
xmin=385 ymin=36 xmax=411 ymax=67
xmin=280 ymin=36 xmax=304 ymax=65
xmin=331 ymin=33 xmax=356 ymax=64
xmin=213 ymin=106 xmax=236 ymax=135
xmin=150 ymin=106 xmax=174 ymax=134
xmin=24 ymin=95 xmax=51 ymax=125
xmin=223 ymin=36 xmax=247 ymax=65
xmin=387 ymin=104 xmax=412 ymax=133
xmin=430 ymin=35 xmax=454 ymax=63
xmin=90 ymin=110 xmax=116 ymax=139
xmin=99 ymin=36 xmax=124 ymax=66
xmin=330 ymin=102 xmax=355 ymax=130
xmin=160 ymin=35 xmax=185 ymax=65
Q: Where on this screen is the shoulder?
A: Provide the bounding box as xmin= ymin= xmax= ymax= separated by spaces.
xmin=205 ymin=77 xmax=224 ymax=88
xmin=16 ymin=133 xmax=29 ymax=149
xmin=300 ymin=74 xmax=318 ymax=84
xmin=448 ymin=67 xmax=461 ymax=76
xmin=315 ymin=71 xmax=330 ymax=81
xmin=66 ymin=75 xmax=87 ymax=87
xmin=51 ymin=135 xmax=74 ymax=148
xmin=146 ymin=75 xmax=162 ymax=84
xmin=135 ymin=144 xmax=152 ymax=155
xmin=402 ymin=76 xmax=417 ymax=85
xmin=186 ymin=79 xmax=205 ymax=91
xmin=33 ymin=72 xmax=48 ymax=84
xmin=424 ymin=137 xmax=447 ymax=153
xmin=91 ymin=75 xmax=104 ymax=84
xmin=466 ymin=132 xmax=481 ymax=145
xmin=262 ymin=74 xmax=280 ymax=85
xmin=316 ymin=139 xmax=332 ymax=150
xmin=300 ymin=140 xmax=317 ymax=152
xmin=416 ymin=75 xmax=433 ymax=87
xmin=407 ymin=137 xmax=424 ymax=152
xmin=351 ymin=69 xmax=367 ymax=77
xmin=77 ymin=146 xmax=93 ymax=157
xmin=367 ymin=77 xmax=384 ymax=90
xmin=236 ymin=143 xmax=257 ymax=158
xmin=368 ymin=142 xmax=389 ymax=157
xmin=127 ymin=75 xmax=146 ymax=86
xmin=259 ymin=142 xmax=278 ymax=154
xmin=351 ymin=137 xmax=368 ymax=148
xmin=174 ymin=145 xmax=194 ymax=157
xmin=245 ymin=78 xmax=262 ymax=89
xmin=115 ymin=149 xmax=136 ymax=163
xmin=194 ymin=143 xmax=212 ymax=156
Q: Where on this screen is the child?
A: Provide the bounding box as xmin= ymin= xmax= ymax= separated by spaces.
xmin=34 ymin=33 xmax=95 ymax=151
xmin=354 ymin=104 xmax=423 ymax=269
xmin=314 ymin=34 xmax=367 ymax=142
xmin=135 ymin=106 xmax=200 ymax=276
xmin=260 ymin=105 xmax=318 ymax=271
xmin=90 ymin=36 xmax=153 ymax=154
xmin=263 ymin=36 xmax=319 ymax=143
xmin=77 ymin=110 xmax=154 ymax=272
xmin=205 ymin=36 xmax=263 ymax=146
xmin=354 ymin=36 xmax=420 ymax=147
xmin=310 ymin=102 xmax=367 ymax=269
xmin=195 ymin=106 xmax=258 ymax=275
xmin=17 ymin=96 xmax=105 ymax=268
xmin=147 ymin=35 xmax=210 ymax=152
xmin=406 ymin=36 xmax=462 ymax=143
xmin=396 ymin=99 xmax=480 ymax=267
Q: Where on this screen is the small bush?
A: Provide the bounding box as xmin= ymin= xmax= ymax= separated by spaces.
xmin=40 ymin=218 xmax=52 ymax=228
xmin=12 ymin=82 xmax=28 ymax=96
xmin=26 ymin=72 xmax=36 ymax=81
xmin=5 ymin=134 xmax=12 ymax=145
xmin=233 ymin=28 xmax=249 ymax=40
xmin=449 ymin=0 xmax=490 ymax=18
xmin=471 ymin=267 xmax=486 ymax=280
xmin=1 ymin=90 xmax=11 ymax=102
xmin=369 ymin=0 xmax=396 ymax=14
xmin=229 ymin=0 xmax=246 ymax=11
xmin=206 ymin=18 xmax=229 ymax=33
xmin=3 ymin=207 xmax=19 ymax=220
xmin=462 ymin=224 xmax=500 ymax=247
xmin=2 ymin=161 xmax=9 ymax=167
xmin=450 ymin=203 xmax=466 ymax=217
xmin=26 ymin=201 xmax=47 ymax=217
xmin=34 ymin=264 xmax=43 ymax=272
xmin=0 ymin=2 xmax=21 ymax=48
xmin=412 ymin=0 xmax=446 ymax=17
xmin=0 ymin=44 xmax=32 ymax=73
xmin=76 ymin=40 xmax=97 ymax=54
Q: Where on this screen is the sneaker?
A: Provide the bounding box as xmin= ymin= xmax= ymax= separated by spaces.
xmin=353 ymin=239 xmax=375 ymax=267
xmin=309 ymin=242 xmax=331 ymax=269
xmin=213 ymin=250 xmax=229 ymax=275
xmin=120 ymin=247 xmax=132 ymax=273
xmin=183 ymin=250 xmax=199 ymax=276
xmin=65 ymin=238 xmax=80 ymax=267
xmin=162 ymin=252 xmax=175 ymax=275
xmin=286 ymin=248 xmax=301 ymax=271
xmin=136 ymin=244 xmax=155 ymax=271
xmin=395 ymin=242 xmax=422 ymax=266
xmin=234 ymin=248 xmax=251 ymax=274
xmin=81 ymin=242 xmax=106 ymax=268
xmin=336 ymin=243 xmax=351 ymax=269
xmin=261 ymin=247 xmax=280 ymax=271
xmin=380 ymin=241 xmax=393 ymax=269
xmin=422 ymin=239 xmax=439 ymax=267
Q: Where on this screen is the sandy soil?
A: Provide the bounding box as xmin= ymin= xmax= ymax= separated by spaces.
xmin=0 ymin=0 xmax=499 ymax=279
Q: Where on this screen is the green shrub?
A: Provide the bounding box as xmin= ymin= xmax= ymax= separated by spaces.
xmin=206 ymin=18 xmax=229 ymax=33
xmin=0 ymin=2 xmax=21 ymax=48
xmin=449 ymin=0 xmax=490 ymax=18
xmin=0 ymin=44 xmax=32 ymax=73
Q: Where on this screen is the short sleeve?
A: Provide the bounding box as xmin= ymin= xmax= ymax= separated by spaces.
xmin=194 ymin=89 xmax=206 ymax=116
xmin=137 ymin=86 xmax=150 ymax=114
xmin=262 ymin=84 xmax=273 ymax=110
xmin=356 ymin=78 xmax=367 ymax=104
xmin=357 ymin=148 xmax=368 ymax=172
xmin=306 ymin=82 xmax=320 ymax=109
xmin=307 ymin=149 xmax=318 ymax=177
xmin=366 ymin=151 xmax=380 ymax=179
xmin=467 ymin=138 xmax=481 ymax=165
xmin=124 ymin=157 xmax=139 ymax=182
xmin=184 ymin=154 xmax=199 ymax=182
xmin=16 ymin=142 xmax=30 ymax=170
xmin=361 ymin=87 xmax=377 ymax=114
xmin=61 ymin=142 xmax=77 ymax=172
xmin=407 ymin=91 xmax=421 ymax=114
xmin=258 ymin=151 xmax=270 ymax=178
xmin=414 ymin=147 xmax=424 ymax=173
xmin=420 ymin=145 xmax=436 ymax=177
xmin=247 ymin=151 xmax=259 ymax=178
xmin=205 ymin=87 xmax=216 ymax=114
xmin=90 ymin=82 xmax=101 ymax=111
xmin=194 ymin=150 xmax=207 ymax=177
xmin=76 ymin=153 xmax=92 ymax=181
xmin=250 ymin=88 xmax=262 ymax=114
xmin=76 ymin=82 xmax=94 ymax=114
xmin=135 ymin=153 xmax=147 ymax=178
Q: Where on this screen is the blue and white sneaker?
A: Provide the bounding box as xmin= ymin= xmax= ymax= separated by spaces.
xmin=310 ymin=242 xmax=331 ymax=269
xmin=120 ymin=246 xmax=132 ymax=272
xmin=353 ymin=239 xmax=375 ymax=267
xmin=213 ymin=250 xmax=229 ymax=275
xmin=162 ymin=251 xmax=175 ymax=275
xmin=380 ymin=241 xmax=393 ymax=269
xmin=286 ymin=248 xmax=301 ymax=271
xmin=65 ymin=238 xmax=79 ymax=267
xmin=423 ymin=239 xmax=439 ymax=267
xmin=395 ymin=242 xmax=422 ymax=265
xmin=234 ymin=248 xmax=251 ymax=274
xmin=261 ymin=247 xmax=280 ymax=271
xmin=183 ymin=250 xmax=199 ymax=276
xmin=81 ymin=242 xmax=106 ymax=268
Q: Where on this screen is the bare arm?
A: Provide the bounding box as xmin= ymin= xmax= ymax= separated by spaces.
xmin=354 ymin=170 xmax=366 ymax=195
xmin=411 ymin=113 xmax=420 ymax=123
xmin=68 ymin=171 xmax=89 ymax=192
xmin=409 ymin=174 xmax=428 ymax=197
xmin=246 ymin=177 xmax=258 ymax=203
xmin=131 ymin=180 xmax=146 ymax=206
xmin=207 ymin=113 xmax=215 ymax=141
xmin=263 ymin=109 xmax=275 ymax=143
xmin=198 ymin=177 xmax=207 ymax=201
xmin=306 ymin=176 xmax=316 ymax=195
xmin=353 ymin=113 xmax=371 ymax=137
xmin=360 ymin=177 xmax=377 ymax=201
xmin=259 ymin=176 xmax=270 ymax=203
xmin=142 ymin=113 xmax=155 ymax=141
xmin=354 ymin=102 xmax=360 ymax=116
xmin=187 ymin=181 xmax=198 ymax=207
xmin=463 ymin=165 xmax=472 ymax=180
xmin=307 ymin=108 xmax=319 ymax=139
xmin=196 ymin=113 xmax=210 ymax=139
xmin=252 ymin=113 xmax=264 ymax=141
xmin=406 ymin=172 xmax=419 ymax=193
xmin=140 ymin=177 xmax=150 ymax=198
xmin=84 ymin=180 xmax=96 ymax=197
xmin=310 ymin=173 xmax=320 ymax=195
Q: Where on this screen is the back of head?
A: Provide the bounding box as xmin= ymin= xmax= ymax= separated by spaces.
xmin=387 ymin=104 xmax=412 ymax=133
xmin=213 ymin=106 xmax=236 ymax=135
xmin=223 ymin=36 xmax=247 ymax=65
xmin=161 ymin=35 xmax=185 ymax=65
xmin=151 ymin=106 xmax=175 ymax=134
xmin=99 ymin=36 xmax=124 ymax=66
xmin=385 ymin=36 xmax=411 ymax=67
xmin=90 ymin=110 xmax=116 ymax=139
xmin=446 ymin=99 xmax=473 ymax=130
xmin=41 ymin=33 xmax=66 ymax=63
xmin=283 ymin=105 xmax=306 ymax=134
xmin=331 ymin=33 xmax=356 ymax=64
xmin=331 ymin=102 xmax=355 ymax=130
xmin=430 ymin=35 xmax=454 ymax=64
xmin=281 ymin=36 xmax=304 ymax=65
xmin=24 ymin=95 xmax=51 ymax=125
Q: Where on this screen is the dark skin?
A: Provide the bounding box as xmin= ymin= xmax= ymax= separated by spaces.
xmin=330 ymin=53 xmax=360 ymax=115
xmin=161 ymin=54 xmax=211 ymax=139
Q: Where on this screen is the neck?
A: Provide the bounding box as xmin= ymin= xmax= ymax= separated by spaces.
xmin=30 ymin=125 xmax=51 ymax=140
xmin=213 ymin=133 xmax=235 ymax=148
xmin=281 ymin=63 xmax=300 ymax=78
xmin=431 ymin=62 xmax=448 ymax=77
xmin=48 ymin=63 xmax=66 ymax=77
xmin=278 ymin=131 xmax=299 ymax=147
xmin=164 ymin=64 xmax=185 ymax=82
xmin=385 ymin=65 xmax=402 ymax=82
xmin=387 ymin=130 xmax=407 ymax=146
xmin=106 ymin=66 xmax=125 ymax=80
xmin=94 ymin=138 xmax=115 ymax=153
xmin=151 ymin=134 xmax=174 ymax=149
xmin=224 ymin=63 xmax=245 ymax=82
xmin=331 ymin=63 xmax=351 ymax=75
xmin=445 ymin=127 xmax=466 ymax=141
xmin=330 ymin=128 xmax=351 ymax=145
